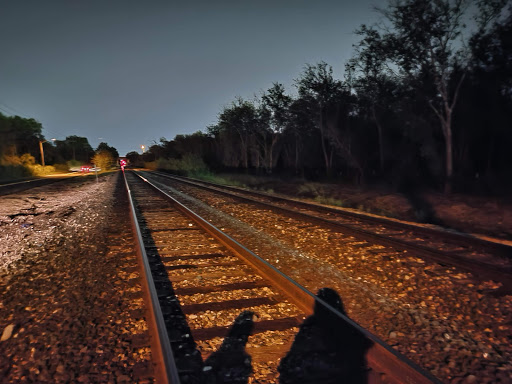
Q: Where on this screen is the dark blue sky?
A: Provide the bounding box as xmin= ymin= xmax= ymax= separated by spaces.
xmin=0 ymin=0 xmax=379 ymax=156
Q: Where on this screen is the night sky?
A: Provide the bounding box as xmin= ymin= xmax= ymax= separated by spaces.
xmin=1 ymin=0 xmax=379 ymax=156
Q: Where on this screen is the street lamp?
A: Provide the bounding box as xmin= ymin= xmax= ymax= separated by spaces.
xmin=39 ymin=138 xmax=56 ymax=167
xmin=141 ymin=145 xmax=145 ymax=153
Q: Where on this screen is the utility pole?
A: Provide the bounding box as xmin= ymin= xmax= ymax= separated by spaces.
xmin=39 ymin=140 xmax=46 ymax=167
xmin=39 ymin=138 xmax=56 ymax=167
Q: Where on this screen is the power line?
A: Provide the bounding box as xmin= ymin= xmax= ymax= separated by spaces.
xmin=0 ymin=103 xmax=24 ymax=116
xmin=0 ymin=106 xmax=13 ymax=115
xmin=0 ymin=101 xmax=67 ymax=140
xmin=0 ymin=102 xmax=31 ymax=118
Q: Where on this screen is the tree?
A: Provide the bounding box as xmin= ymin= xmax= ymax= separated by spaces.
xmin=126 ymin=151 xmax=142 ymax=166
xmin=0 ymin=113 xmax=44 ymax=159
xmin=285 ymin=97 xmax=317 ymax=175
xmin=348 ymin=25 xmax=397 ymax=173
xmin=460 ymin=1 xmax=512 ymax=186
xmin=217 ymin=98 xmax=259 ymax=169
xmin=375 ymin=0 xmax=487 ymax=192
xmin=295 ymin=62 xmax=363 ymax=180
xmin=96 ymin=142 xmax=119 ymax=161
xmin=55 ymin=136 xmax=93 ymax=164
xmin=295 ymin=62 xmax=343 ymax=176
xmin=92 ymin=150 xmax=114 ymax=171
xmin=0 ymin=112 xmax=15 ymax=158
xmin=261 ymin=83 xmax=292 ymax=172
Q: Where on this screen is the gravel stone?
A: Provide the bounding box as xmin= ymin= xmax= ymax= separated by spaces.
xmin=0 ymin=173 xmax=154 ymax=383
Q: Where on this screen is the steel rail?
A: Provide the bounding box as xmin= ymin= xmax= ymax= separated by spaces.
xmin=144 ymin=171 xmax=512 ymax=290
xmin=132 ymin=171 xmax=442 ymax=384
xmin=123 ymin=171 xmax=181 ymax=384
xmin=154 ymin=171 xmax=512 ymax=259
xmin=0 ymin=177 xmax=67 ymax=196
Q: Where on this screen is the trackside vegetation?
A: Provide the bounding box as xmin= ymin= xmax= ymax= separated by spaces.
xmin=132 ymin=0 xmax=512 ymax=195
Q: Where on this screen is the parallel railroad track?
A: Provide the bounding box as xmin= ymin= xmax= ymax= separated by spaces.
xmin=124 ymin=171 xmax=441 ymax=383
xmin=0 ymin=173 xmax=101 ymax=196
xmin=0 ymin=177 xmax=67 ymax=196
xmin=146 ymin=171 xmax=512 ymax=293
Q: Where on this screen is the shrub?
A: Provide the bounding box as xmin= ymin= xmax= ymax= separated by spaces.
xmin=297 ymin=183 xmax=320 ymax=198
xmin=67 ymin=160 xmax=81 ymax=169
xmin=144 ymin=161 xmax=158 ymax=170
xmin=0 ymin=154 xmax=34 ymax=180
xmin=0 ymin=153 xmax=57 ymax=179
xmin=92 ymin=150 xmax=114 ymax=171
xmin=157 ymin=154 xmax=209 ymax=176
xmin=0 ymin=164 xmax=31 ymax=180
xmin=53 ymin=163 xmax=69 ymax=172
xmin=314 ymin=196 xmax=345 ymax=207
xmin=32 ymin=164 xmax=56 ymax=176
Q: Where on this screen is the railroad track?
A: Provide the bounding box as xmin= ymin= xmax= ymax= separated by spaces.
xmin=145 ymin=171 xmax=512 ymax=294
xmin=0 ymin=173 xmax=96 ymax=196
xmin=0 ymin=177 xmax=66 ymax=196
xmin=124 ymin=171 xmax=441 ymax=383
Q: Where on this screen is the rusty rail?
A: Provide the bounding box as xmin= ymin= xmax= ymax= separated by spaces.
xmin=133 ymin=171 xmax=442 ymax=384
xmin=123 ymin=170 xmax=181 ymax=384
xmin=149 ymin=171 xmax=512 ymax=291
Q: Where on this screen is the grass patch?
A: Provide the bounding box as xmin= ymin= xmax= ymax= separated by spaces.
xmin=314 ymin=195 xmax=345 ymax=207
xmin=297 ymin=183 xmax=322 ymax=198
xmin=156 ymin=154 xmax=208 ymax=176
xmin=144 ymin=161 xmax=158 ymax=170
xmin=192 ymin=172 xmax=247 ymax=188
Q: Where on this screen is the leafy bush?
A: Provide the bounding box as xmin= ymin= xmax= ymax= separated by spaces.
xmin=92 ymin=150 xmax=114 ymax=171
xmin=31 ymin=164 xmax=56 ymax=176
xmin=314 ymin=195 xmax=345 ymax=207
xmin=157 ymin=154 xmax=209 ymax=176
xmin=144 ymin=161 xmax=158 ymax=170
xmin=53 ymin=163 xmax=70 ymax=172
xmin=0 ymin=164 xmax=31 ymax=180
xmin=297 ymin=183 xmax=321 ymax=198
xmin=0 ymin=153 xmax=57 ymax=179
xmin=67 ymin=159 xmax=82 ymax=169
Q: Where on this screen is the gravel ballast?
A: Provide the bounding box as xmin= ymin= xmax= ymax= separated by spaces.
xmin=0 ymin=173 xmax=154 ymax=383
xmin=145 ymin=172 xmax=512 ymax=383
xmin=2 ymin=170 xmax=511 ymax=383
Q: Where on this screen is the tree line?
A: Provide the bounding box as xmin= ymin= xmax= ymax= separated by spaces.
xmin=135 ymin=0 xmax=511 ymax=194
xmin=0 ymin=112 xmax=119 ymax=179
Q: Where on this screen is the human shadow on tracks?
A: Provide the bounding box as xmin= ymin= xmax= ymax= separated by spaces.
xmin=278 ymin=288 xmax=372 ymax=384
xmin=202 ymin=310 xmax=255 ymax=384
xmin=136 ymin=211 xmax=254 ymax=383
xmin=135 ymin=214 xmax=205 ymax=382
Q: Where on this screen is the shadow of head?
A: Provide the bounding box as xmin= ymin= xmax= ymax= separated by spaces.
xmin=203 ymin=310 xmax=255 ymax=383
xmin=279 ymin=288 xmax=372 ymax=384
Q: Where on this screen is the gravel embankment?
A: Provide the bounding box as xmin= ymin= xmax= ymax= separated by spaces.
xmin=215 ymin=174 xmax=512 ymax=241
xmin=150 ymin=175 xmax=512 ymax=384
xmin=0 ymin=173 xmax=154 ymax=383
xmin=2 ymin=170 xmax=510 ymax=383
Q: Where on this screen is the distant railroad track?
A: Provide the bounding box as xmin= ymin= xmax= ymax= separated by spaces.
xmin=0 ymin=177 xmax=67 ymax=195
xmin=147 ymin=171 xmax=512 ymax=294
xmin=0 ymin=173 xmax=98 ymax=196
xmin=124 ymin=171 xmax=441 ymax=383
